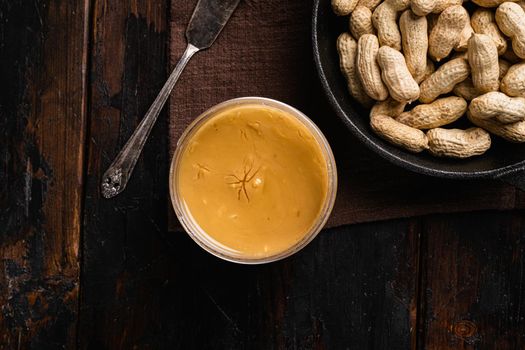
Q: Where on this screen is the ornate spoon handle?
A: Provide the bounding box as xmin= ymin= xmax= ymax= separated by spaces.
xmin=101 ymin=44 xmax=199 ymax=199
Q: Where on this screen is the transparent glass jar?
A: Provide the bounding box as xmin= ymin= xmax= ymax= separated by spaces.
xmin=169 ymin=97 xmax=337 ymax=264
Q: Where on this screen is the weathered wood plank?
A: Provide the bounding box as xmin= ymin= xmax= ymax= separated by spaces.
xmin=159 ymin=221 xmax=419 ymax=349
xmin=85 ymin=202 xmax=418 ymax=348
xmin=0 ymin=0 xmax=89 ymax=347
xmin=79 ymin=0 xmax=169 ymax=348
xmin=418 ymin=211 xmax=525 ymax=349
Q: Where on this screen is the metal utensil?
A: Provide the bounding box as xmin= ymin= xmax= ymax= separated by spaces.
xmin=101 ymin=0 xmax=241 ymax=198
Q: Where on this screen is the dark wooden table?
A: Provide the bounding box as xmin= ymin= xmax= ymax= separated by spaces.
xmin=1 ymin=1 xmax=525 ymax=349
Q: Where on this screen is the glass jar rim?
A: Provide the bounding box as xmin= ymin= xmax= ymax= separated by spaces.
xmin=169 ymin=97 xmax=338 ymax=264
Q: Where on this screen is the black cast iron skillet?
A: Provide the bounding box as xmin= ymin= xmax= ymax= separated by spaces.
xmin=312 ymin=0 xmax=525 ymax=190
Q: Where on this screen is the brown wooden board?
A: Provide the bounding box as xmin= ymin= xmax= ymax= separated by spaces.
xmin=0 ymin=0 xmax=89 ymax=347
xmin=79 ymin=1 xmax=170 ymax=348
xmin=418 ymin=211 xmax=525 ymax=349
xmin=159 ymin=220 xmax=419 ymax=349
xmin=2 ymin=0 xmax=525 ymax=348
xmin=82 ymin=214 xmax=419 ymax=348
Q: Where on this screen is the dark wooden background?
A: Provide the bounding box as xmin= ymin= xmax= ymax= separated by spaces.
xmin=1 ymin=0 xmax=524 ymax=349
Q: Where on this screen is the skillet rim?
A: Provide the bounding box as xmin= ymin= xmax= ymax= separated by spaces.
xmin=311 ymin=0 xmax=525 ymax=180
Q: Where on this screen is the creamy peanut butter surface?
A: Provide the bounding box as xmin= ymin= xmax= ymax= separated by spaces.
xmin=176 ymin=104 xmax=329 ymax=258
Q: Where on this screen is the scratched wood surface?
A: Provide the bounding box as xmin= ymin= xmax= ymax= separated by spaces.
xmin=78 ymin=0 xmax=169 ymax=349
xmin=1 ymin=0 xmax=525 ymax=349
xmin=0 ymin=0 xmax=88 ymax=348
xmin=418 ymin=212 xmax=525 ymax=349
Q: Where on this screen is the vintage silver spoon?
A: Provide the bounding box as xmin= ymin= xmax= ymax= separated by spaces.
xmin=101 ymin=0 xmax=241 ymax=198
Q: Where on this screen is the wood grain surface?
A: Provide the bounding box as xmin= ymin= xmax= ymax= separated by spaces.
xmin=1 ymin=0 xmax=525 ymax=349
xmin=419 ymin=212 xmax=525 ymax=349
xmin=0 ymin=0 xmax=89 ymax=347
xmin=79 ymin=1 xmax=169 ymax=348
xmin=146 ymin=220 xmax=420 ymax=349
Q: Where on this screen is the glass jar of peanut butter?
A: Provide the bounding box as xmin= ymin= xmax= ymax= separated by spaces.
xmin=170 ymin=97 xmax=337 ymax=263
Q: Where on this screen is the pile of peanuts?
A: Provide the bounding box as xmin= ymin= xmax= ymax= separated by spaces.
xmin=334 ymin=0 xmax=525 ymax=158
